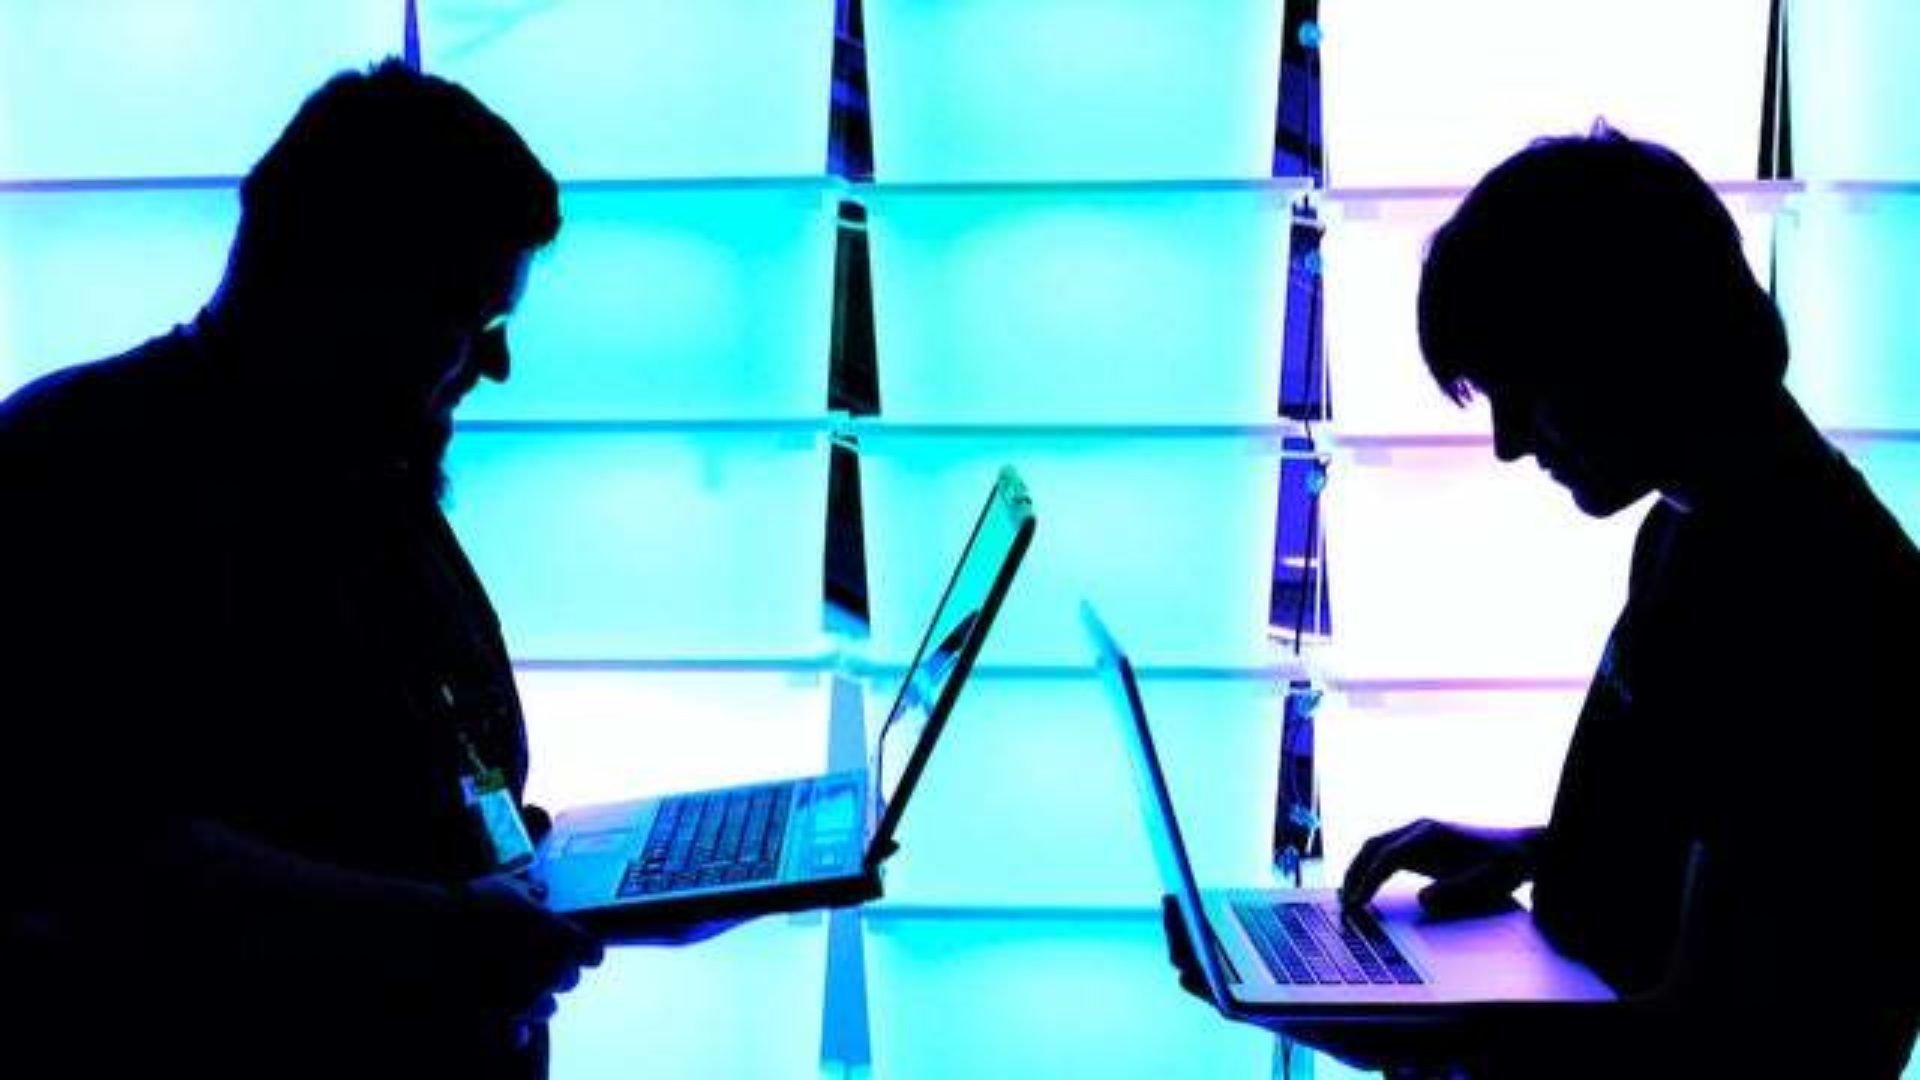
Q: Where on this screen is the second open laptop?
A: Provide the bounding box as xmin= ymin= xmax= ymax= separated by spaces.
xmin=1080 ymin=601 xmax=1616 ymax=1020
xmin=533 ymin=468 xmax=1035 ymax=931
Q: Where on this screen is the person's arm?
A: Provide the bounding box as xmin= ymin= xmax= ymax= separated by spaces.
xmin=35 ymin=811 xmax=603 ymax=1023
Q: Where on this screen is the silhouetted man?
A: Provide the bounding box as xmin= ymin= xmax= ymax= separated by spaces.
xmin=0 ymin=61 xmax=610 ymax=1077
xmin=1170 ymin=131 xmax=1918 ymax=1077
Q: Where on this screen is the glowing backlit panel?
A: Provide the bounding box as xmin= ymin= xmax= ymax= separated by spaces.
xmin=417 ymin=0 xmax=836 ymax=179
xmin=0 ymin=0 xmax=399 ymax=181
xmin=860 ymin=434 xmax=1282 ymax=667
xmin=1777 ymin=192 xmax=1920 ymax=432
xmin=1324 ymin=192 xmax=1780 ymax=438
xmin=1319 ymin=0 xmax=1768 ymax=187
xmin=0 ymin=188 xmax=237 ymax=396
xmin=1789 ymin=1 xmax=1920 ymax=180
xmin=1321 ymin=447 xmax=1642 ymax=682
xmin=864 ymin=0 xmax=1283 ymax=181
xmin=866 ymin=675 xmax=1281 ymax=908
xmin=863 ymin=913 xmax=1275 ymax=1079
xmin=1316 ymin=689 xmax=1583 ymax=875
xmin=513 ymin=670 xmax=830 ymax=812
xmin=461 ymin=185 xmax=838 ymax=421
xmin=1847 ymin=442 xmax=1920 ymax=544
xmin=551 ymin=917 xmax=828 ymax=1080
xmin=444 ymin=430 xmax=829 ymax=661
xmin=866 ymin=188 xmax=1290 ymax=422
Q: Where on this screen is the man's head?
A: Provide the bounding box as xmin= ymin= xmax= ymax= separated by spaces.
xmin=216 ymin=59 xmax=558 ymax=476
xmin=1416 ymin=129 xmax=1788 ymax=516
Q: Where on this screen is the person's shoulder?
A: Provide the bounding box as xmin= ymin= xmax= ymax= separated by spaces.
xmin=0 ymin=328 xmax=202 ymax=451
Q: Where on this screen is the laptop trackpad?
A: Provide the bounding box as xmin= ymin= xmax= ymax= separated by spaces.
xmin=565 ymin=829 xmax=633 ymax=858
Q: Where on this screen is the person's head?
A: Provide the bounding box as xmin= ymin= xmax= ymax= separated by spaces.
xmin=214 ymin=58 xmax=558 ymax=473
xmin=1416 ymin=127 xmax=1788 ymax=516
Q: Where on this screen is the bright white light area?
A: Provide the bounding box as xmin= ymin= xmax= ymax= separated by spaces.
xmin=445 ymin=430 xmax=831 ymax=661
xmin=515 ymin=670 xmax=830 ymax=812
xmin=867 ymin=674 xmax=1282 ymax=908
xmin=1789 ymin=1 xmax=1920 ymax=180
xmin=0 ymin=189 xmax=237 ymax=395
xmin=461 ymin=185 xmax=838 ymax=422
xmin=418 ymin=0 xmax=835 ymax=180
xmin=863 ymin=914 xmax=1276 ymax=1079
xmin=861 ymin=435 xmax=1282 ymax=667
xmin=1320 ymin=0 xmax=1769 ymax=187
xmin=865 ymin=0 xmax=1282 ymax=181
xmin=1320 ymin=446 xmax=1643 ymax=682
xmin=1779 ymin=192 xmax=1920 ymax=432
xmin=867 ymin=188 xmax=1290 ymax=423
xmin=549 ymin=915 xmax=829 ymax=1079
xmin=1316 ymin=688 xmax=1584 ymax=878
xmin=0 ymin=0 xmax=399 ymax=180
xmin=1323 ymin=192 xmax=1780 ymax=438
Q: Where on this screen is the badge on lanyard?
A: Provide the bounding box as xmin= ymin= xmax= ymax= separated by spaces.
xmin=446 ymin=684 xmax=535 ymax=872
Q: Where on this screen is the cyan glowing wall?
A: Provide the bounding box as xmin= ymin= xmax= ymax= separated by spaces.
xmin=864 ymin=0 xmax=1283 ymax=181
xmin=1789 ymin=0 xmax=1920 ymax=180
xmin=459 ymin=185 xmax=839 ymax=422
xmin=0 ymin=187 xmax=237 ymax=394
xmin=417 ymin=0 xmax=836 ymax=179
xmin=864 ymin=187 xmax=1291 ymax=423
xmin=0 ymin=0 xmax=399 ymax=180
xmin=444 ymin=429 xmax=831 ymax=662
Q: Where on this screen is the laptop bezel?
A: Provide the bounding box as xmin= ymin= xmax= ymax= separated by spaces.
xmin=865 ymin=466 xmax=1036 ymax=869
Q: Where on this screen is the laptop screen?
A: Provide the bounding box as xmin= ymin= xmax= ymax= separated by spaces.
xmin=868 ymin=467 xmax=1034 ymax=855
xmin=1081 ymin=602 xmax=1239 ymax=1011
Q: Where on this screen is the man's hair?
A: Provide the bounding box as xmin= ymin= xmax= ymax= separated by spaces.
xmin=1416 ymin=128 xmax=1787 ymax=406
xmin=229 ymin=58 xmax=559 ymax=317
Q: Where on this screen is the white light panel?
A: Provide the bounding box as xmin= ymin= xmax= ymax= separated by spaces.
xmin=1320 ymin=0 xmax=1769 ymax=187
xmin=1321 ymin=446 xmax=1644 ymax=682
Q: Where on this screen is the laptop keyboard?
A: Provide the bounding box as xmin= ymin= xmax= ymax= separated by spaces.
xmin=617 ymin=783 xmax=794 ymax=898
xmin=1233 ymin=900 xmax=1425 ymax=986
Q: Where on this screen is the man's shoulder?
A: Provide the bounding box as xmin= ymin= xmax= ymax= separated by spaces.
xmin=0 ymin=329 xmax=205 ymax=461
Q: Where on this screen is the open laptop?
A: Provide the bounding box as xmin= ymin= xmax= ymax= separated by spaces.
xmin=1080 ymin=602 xmax=1616 ymax=1020
xmin=533 ymin=468 xmax=1034 ymax=932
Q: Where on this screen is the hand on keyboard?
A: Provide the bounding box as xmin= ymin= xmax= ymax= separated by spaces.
xmin=1340 ymin=819 xmax=1543 ymax=918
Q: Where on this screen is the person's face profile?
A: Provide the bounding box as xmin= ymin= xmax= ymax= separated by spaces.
xmin=418 ymin=249 xmax=534 ymax=421
xmin=1480 ymin=367 xmax=1655 ymax=519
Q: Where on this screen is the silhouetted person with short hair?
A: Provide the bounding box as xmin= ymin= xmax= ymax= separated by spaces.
xmin=1168 ymin=130 xmax=1918 ymax=1077
xmin=0 ymin=60 xmax=617 ymax=1078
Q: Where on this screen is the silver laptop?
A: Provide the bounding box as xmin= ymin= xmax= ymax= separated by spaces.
xmin=1080 ymin=602 xmax=1615 ymax=1019
xmin=532 ymin=468 xmax=1035 ymax=932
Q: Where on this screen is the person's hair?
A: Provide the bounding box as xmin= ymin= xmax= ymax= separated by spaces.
xmin=1416 ymin=127 xmax=1787 ymax=407
xmin=228 ymin=58 xmax=559 ymax=319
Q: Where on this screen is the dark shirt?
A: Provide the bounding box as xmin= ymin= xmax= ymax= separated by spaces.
xmin=0 ymin=326 xmax=537 ymax=1074
xmin=1532 ymin=443 xmax=1919 ymax=1075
